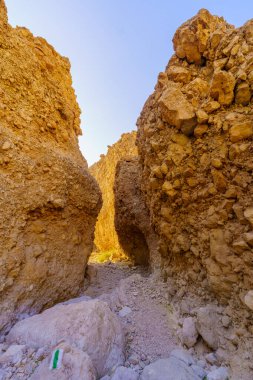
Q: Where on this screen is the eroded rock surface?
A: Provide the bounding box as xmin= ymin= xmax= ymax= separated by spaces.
xmin=0 ymin=1 xmax=101 ymax=333
xmin=90 ymin=132 xmax=137 ymax=256
xmin=114 ymin=157 xmax=160 ymax=267
xmin=7 ymin=299 xmax=124 ymax=377
xmin=136 ymin=9 xmax=253 ymax=305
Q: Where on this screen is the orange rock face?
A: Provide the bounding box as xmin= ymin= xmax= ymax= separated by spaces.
xmin=0 ymin=1 xmax=101 ymax=333
xmin=137 ymin=9 xmax=253 ymax=300
xmin=90 ymin=132 xmax=137 ymax=255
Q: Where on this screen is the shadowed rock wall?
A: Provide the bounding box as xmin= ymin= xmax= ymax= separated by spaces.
xmin=114 ymin=157 xmax=160 ymax=268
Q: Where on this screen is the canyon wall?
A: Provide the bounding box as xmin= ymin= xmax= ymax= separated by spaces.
xmin=114 ymin=157 xmax=160 ymax=267
xmin=136 ymin=9 xmax=253 ymax=307
xmin=90 ymin=132 xmax=137 ymax=256
xmin=0 ymin=1 xmax=101 ymax=334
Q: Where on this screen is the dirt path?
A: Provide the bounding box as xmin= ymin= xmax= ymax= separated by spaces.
xmin=83 ymin=262 xmax=180 ymax=371
xmin=82 ymin=261 xmax=253 ymax=380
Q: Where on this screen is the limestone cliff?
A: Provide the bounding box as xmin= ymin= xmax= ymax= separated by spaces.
xmin=136 ymin=9 xmax=253 ymax=309
xmin=0 ymin=1 xmax=102 ymax=333
xmin=90 ymin=132 xmax=137 ymax=255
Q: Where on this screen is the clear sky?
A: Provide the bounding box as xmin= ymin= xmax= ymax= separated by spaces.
xmin=5 ymin=0 xmax=253 ymax=165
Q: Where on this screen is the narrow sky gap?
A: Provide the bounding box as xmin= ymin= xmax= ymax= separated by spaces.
xmin=5 ymin=0 xmax=253 ymax=165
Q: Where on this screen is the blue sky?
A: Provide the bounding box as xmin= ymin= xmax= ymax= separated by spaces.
xmin=5 ymin=0 xmax=253 ymax=165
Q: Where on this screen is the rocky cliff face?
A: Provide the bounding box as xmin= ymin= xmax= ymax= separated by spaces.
xmin=90 ymin=132 xmax=137 ymax=255
xmin=114 ymin=158 xmax=160 ymax=267
xmin=0 ymin=1 xmax=101 ymax=333
xmin=136 ymin=9 xmax=253 ymax=309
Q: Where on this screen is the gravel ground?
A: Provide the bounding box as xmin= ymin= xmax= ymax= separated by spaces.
xmin=84 ymin=262 xmax=181 ymax=368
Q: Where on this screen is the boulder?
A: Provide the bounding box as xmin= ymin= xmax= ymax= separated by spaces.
xmin=170 ymin=349 xmax=195 ymax=366
xmin=7 ymin=299 xmax=125 ymax=377
xmin=229 ymin=122 xmax=253 ymax=143
xmin=173 ymin=9 xmax=226 ymax=64
xmin=181 ymin=317 xmax=199 ymax=348
xmin=196 ymin=306 xmax=220 ymax=349
xmin=111 ymin=366 xmax=139 ymax=380
xmin=210 ymin=70 xmax=235 ymax=105
xmin=140 ymin=356 xmax=199 ymax=380
xmin=158 ymin=82 xmax=196 ymax=132
xmin=206 ymin=367 xmax=229 ymax=380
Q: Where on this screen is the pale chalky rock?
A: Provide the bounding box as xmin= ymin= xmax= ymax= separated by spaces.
xmin=30 ymin=343 xmax=96 ymax=380
xmin=7 ymin=299 xmax=125 ymax=377
xmin=206 ymin=367 xmax=229 ymax=380
xmin=196 ymin=306 xmax=220 ymax=349
xmin=140 ymin=357 xmax=199 ymax=380
xmin=244 ymin=290 xmax=253 ymax=311
xmin=0 ymin=344 xmax=26 ymax=365
xmin=111 ymin=366 xmax=139 ymax=380
xmin=182 ymin=317 xmax=199 ymax=348
xmin=0 ymin=369 xmax=6 ymax=380
xmin=118 ymin=306 xmax=132 ymax=318
xmin=170 ymin=349 xmax=195 ymax=366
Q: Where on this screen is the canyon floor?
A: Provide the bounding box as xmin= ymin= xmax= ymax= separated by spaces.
xmin=82 ymin=259 xmax=252 ymax=380
xmin=1 ymin=257 xmax=253 ymax=379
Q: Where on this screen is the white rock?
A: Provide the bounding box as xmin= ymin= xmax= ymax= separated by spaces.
xmin=221 ymin=316 xmax=230 ymax=328
xmin=196 ymin=359 xmax=206 ymax=368
xmin=191 ymin=364 xmax=206 ymax=379
xmin=140 ymin=357 xmax=199 ymax=380
xmin=196 ymin=306 xmax=220 ymax=349
xmin=7 ymin=299 xmax=124 ymax=377
xmin=170 ymin=348 xmax=195 ymax=365
xmin=111 ymin=366 xmax=139 ymax=380
xmin=0 ymin=344 xmax=5 ymax=354
xmin=182 ymin=317 xmax=198 ymax=348
xmin=118 ymin=307 xmax=132 ymax=318
xmin=207 ymin=367 xmax=229 ymax=380
xmin=0 ymin=344 xmax=26 ymax=365
xmin=206 ymin=353 xmax=217 ymax=365
xmin=0 ymin=369 xmax=7 ymax=380
xmin=244 ymin=290 xmax=253 ymax=311
xmin=30 ymin=342 xmax=96 ymax=380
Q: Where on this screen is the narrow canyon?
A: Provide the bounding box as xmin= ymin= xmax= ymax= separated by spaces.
xmin=0 ymin=2 xmax=253 ymax=380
